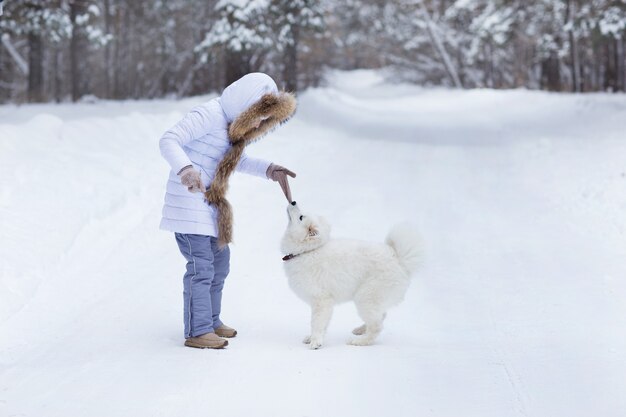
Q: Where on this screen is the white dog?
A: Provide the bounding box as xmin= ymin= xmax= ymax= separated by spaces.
xmin=280 ymin=202 xmax=420 ymax=349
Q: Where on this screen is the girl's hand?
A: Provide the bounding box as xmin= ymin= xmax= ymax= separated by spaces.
xmin=266 ymin=163 xmax=296 ymax=202
xmin=178 ymin=165 xmax=206 ymax=193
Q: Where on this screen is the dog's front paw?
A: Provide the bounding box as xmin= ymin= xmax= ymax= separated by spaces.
xmin=302 ymin=335 xmax=311 ymax=344
xmin=348 ymin=337 xmax=373 ymax=346
xmin=309 ymin=337 xmax=323 ymax=350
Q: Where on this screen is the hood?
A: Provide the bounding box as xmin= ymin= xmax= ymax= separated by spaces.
xmin=220 ymin=73 xmax=297 ymax=145
xmin=220 ymin=73 xmax=278 ymax=123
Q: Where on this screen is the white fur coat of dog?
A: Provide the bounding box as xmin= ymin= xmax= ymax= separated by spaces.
xmin=281 ymin=202 xmax=420 ymax=349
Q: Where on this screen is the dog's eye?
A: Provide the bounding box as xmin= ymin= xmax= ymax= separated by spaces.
xmin=299 ymin=215 xmax=304 ymax=221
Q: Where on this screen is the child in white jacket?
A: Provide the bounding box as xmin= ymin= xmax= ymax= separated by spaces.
xmin=159 ymin=73 xmax=296 ymax=348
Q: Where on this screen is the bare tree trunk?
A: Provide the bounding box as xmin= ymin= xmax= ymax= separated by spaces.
xmin=53 ymin=46 xmax=62 ymax=102
xmin=604 ymin=37 xmax=617 ymax=92
xmin=225 ymin=49 xmax=251 ymax=86
xmin=103 ymin=0 xmax=112 ymax=98
xmin=27 ymin=31 xmax=44 ymax=102
xmin=616 ymin=36 xmax=624 ymax=92
xmin=541 ymin=51 xmax=561 ymax=91
xmin=485 ymin=41 xmax=494 ymax=88
xmin=113 ymin=4 xmax=122 ymax=99
xmin=281 ymin=2 xmax=300 ymax=92
xmin=131 ymin=4 xmax=144 ymax=99
xmin=566 ymin=0 xmax=581 ymax=92
xmin=70 ymin=0 xmax=89 ymax=101
xmin=283 ymin=26 xmax=299 ymax=91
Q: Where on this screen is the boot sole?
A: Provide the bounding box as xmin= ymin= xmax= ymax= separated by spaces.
xmin=184 ymin=340 xmax=228 ymax=349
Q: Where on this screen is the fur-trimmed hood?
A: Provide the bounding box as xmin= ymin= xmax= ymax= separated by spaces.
xmin=219 ymin=72 xmax=296 ymax=144
xmin=206 ymin=73 xmax=297 ymax=247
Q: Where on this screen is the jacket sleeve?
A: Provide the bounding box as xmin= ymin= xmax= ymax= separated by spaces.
xmin=159 ymin=105 xmax=212 ymax=174
xmin=236 ymin=151 xmax=272 ymax=179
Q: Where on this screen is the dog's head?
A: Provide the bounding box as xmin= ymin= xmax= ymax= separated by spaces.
xmin=281 ymin=201 xmax=331 ymax=255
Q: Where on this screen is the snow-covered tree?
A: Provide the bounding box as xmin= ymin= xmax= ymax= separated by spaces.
xmin=196 ymin=0 xmax=272 ymax=85
xmin=0 ymin=0 xmax=70 ymax=101
xmin=267 ymin=0 xmax=325 ymax=91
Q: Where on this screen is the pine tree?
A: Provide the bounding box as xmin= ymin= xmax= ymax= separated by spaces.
xmin=197 ymin=0 xmax=272 ymax=86
xmin=268 ymin=0 xmax=325 ymax=91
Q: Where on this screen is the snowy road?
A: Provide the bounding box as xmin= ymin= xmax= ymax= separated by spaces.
xmin=1 ymin=71 xmax=625 ymax=417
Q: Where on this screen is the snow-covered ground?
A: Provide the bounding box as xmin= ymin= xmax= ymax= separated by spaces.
xmin=1 ymin=70 xmax=625 ymax=417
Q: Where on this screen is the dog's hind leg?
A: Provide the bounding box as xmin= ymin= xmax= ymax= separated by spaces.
xmin=352 ymin=312 xmax=386 ymax=336
xmin=350 ymin=304 xmax=386 ymax=346
xmin=308 ymin=298 xmax=334 ymax=349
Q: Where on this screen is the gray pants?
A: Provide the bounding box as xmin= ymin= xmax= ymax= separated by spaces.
xmin=175 ymin=233 xmax=230 ymax=338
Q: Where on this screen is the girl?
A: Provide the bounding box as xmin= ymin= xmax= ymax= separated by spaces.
xmin=159 ymin=72 xmax=296 ymax=348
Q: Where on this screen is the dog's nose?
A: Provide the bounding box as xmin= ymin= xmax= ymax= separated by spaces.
xmin=291 ymin=201 xmax=297 ymax=206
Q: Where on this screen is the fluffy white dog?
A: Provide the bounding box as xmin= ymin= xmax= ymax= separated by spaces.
xmin=280 ymin=202 xmax=420 ymax=349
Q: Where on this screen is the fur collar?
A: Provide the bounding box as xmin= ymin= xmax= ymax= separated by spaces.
xmin=206 ymin=91 xmax=297 ymax=248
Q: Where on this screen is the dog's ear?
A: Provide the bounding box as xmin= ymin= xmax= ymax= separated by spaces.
xmin=307 ymin=224 xmax=319 ymax=237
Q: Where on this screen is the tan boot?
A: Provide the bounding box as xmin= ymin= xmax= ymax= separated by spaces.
xmin=184 ymin=332 xmax=228 ymax=349
xmin=214 ymin=324 xmax=237 ymax=338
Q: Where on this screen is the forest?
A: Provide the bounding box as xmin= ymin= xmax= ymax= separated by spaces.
xmin=0 ymin=0 xmax=624 ymax=103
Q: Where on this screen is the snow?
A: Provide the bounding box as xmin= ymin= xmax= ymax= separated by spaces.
xmin=1 ymin=70 xmax=626 ymax=417
xmin=599 ymin=6 xmax=626 ymax=36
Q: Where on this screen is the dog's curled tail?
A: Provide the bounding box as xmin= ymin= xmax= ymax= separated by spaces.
xmin=385 ymin=223 xmax=421 ymax=276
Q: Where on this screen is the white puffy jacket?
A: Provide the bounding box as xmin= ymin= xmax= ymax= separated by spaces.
xmin=159 ymin=73 xmax=277 ymax=236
